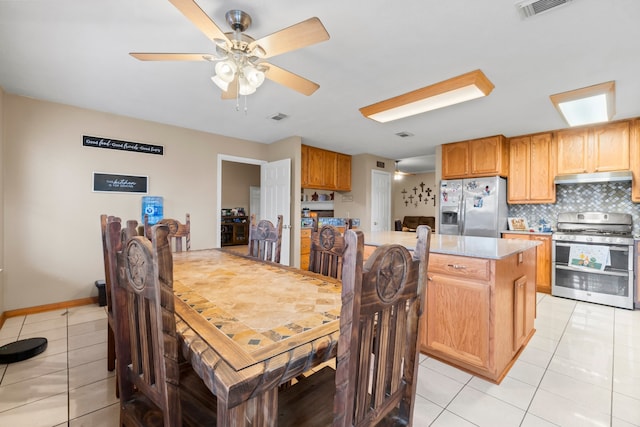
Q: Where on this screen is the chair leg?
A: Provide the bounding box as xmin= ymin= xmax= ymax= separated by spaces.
xmin=107 ymin=325 xmax=119 ymax=398
xmin=107 ymin=326 xmax=116 ymax=371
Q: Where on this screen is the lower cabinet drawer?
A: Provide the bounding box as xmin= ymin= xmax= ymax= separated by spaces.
xmin=428 ymin=254 xmax=491 ymax=281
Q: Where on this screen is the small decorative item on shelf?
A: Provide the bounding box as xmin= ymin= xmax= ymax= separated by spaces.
xmin=236 ymin=207 xmax=246 ymax=216
xmin=311 ymin=192 xmax=319 ymax=201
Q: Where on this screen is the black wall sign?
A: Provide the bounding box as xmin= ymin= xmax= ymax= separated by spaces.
xmin=83 ymin=135 xmax=164 ymax=155
xmin=93 ymin=173 xmax=148 ymax=193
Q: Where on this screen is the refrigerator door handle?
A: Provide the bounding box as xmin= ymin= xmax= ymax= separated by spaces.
xmin=459 ymin=195 xmax=465 ymax=235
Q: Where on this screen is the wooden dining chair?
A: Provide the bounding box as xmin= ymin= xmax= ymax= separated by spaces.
xmin=144 ymin=213 xmax=191 ymax=252
xmin=308 ymin=224 xmax=348 ymax=279
xmin=247 ymin=214 xmax=283 ymax=263
xmin=99 ymin=214 xmax=119 ymax=376
xmin=106 ymin=221 xmax=217 ymax=427
xmin=100 ymin=215 xmax=141 ymax=397
xmin=278 ymin=225 xmax=432 ymax=427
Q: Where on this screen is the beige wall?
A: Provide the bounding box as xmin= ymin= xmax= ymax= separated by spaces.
xmin=221 ymin=161 xmax=260 ymax=215
xmin=334 ymin=154 xmax=395 ymax=231
xmin=0 ymin=87 xmax=4 ymax=313
xmin=2 ymin=94 xmax=277 ymax=311
xmin=392 ymin=172 xmax=437 ymax=223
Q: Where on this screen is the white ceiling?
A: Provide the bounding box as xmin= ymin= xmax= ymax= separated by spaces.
xmin=1 ymin=0 xmax=639 ymax=174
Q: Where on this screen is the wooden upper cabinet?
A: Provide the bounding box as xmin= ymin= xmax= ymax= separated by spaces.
xmin=556 ymin=121 xmax=630 ymax=175
xmin=592 ymin=121 xmax=630 ymax=172
xmin=335 ymin=153 xmax=352 ymax=192
xmin=556 ymin=128 xmax=589 ymax=174
xmin=507 ymin=136 xmax=530 ymax=202
xmin=442 ymin=135 xmax=508 ymax=179
xmin=469 ymin=135 xmax=508 ymax=177
xmin=509 ymin=132 xmax=555 ymax=204
xmin=301 ymin=144 xmax=351 ymax=191
xmin=632 ymin=119 xmax=640 ymax=202
xmin=442 ymin=142 xmax=469 ymax=178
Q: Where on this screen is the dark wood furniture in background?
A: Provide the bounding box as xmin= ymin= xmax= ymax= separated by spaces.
xmin=247 ymin=214 xmax=283 ymax=263
xmin=278 ymin=226 xmax=432 ymax=426
xmin=107 ymin=222 xmax=217 ymax=426
xmin=220 ymin=215 xmax=248 ymax=246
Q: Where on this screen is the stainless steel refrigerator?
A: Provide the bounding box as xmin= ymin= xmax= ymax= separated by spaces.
xmin=439 ymin=176 xmax=508 ymax=238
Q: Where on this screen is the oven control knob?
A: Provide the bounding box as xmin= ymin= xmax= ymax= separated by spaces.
xmin=586 ymin=237 xmax=593 ymax=242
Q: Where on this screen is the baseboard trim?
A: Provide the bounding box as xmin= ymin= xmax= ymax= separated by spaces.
xmin=1 ymin=297 xmax=99 ymax=325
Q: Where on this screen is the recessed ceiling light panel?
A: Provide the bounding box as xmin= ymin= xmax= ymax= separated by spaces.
xmin=359 ymin=69 xmax=494 ymax=123
xmin=550 ymin=81 xmax=615 ymax=127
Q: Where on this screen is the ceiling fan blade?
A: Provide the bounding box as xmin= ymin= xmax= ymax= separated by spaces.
xmin=129 ymin=53 xmax=217 ymax=61
xmin=263 ymin=63 xmax=319 ymax=96
xmin=169 ymin=0 xmax=231 ymax=45
xmin=248 ymin=17 xmax=329 ymax=59
xmin=221 ymin=76 xmax=238 ymax=100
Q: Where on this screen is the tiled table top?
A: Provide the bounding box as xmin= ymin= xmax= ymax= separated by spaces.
xmin=172 ymin=249 xmax=341 ymax=369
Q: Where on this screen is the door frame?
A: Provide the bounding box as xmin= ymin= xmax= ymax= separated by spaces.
xmin=216 ymin=154 xmax=266 ymax=248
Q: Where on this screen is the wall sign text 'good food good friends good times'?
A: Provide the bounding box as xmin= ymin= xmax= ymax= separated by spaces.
xmin=83 ymin=135 xmax=163 ymax=155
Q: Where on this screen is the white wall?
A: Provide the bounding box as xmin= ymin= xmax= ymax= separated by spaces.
xmin=2 ymin=94 xmax=275 ymax=310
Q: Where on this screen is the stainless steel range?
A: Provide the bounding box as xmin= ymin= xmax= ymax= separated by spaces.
xmin=552 ymin=212 xmax=635 ymax=309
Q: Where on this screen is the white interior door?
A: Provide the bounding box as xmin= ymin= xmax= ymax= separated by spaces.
xmin=371 ymin=170 xmax=391 ymax=232
xmin=249 ymin=186 xmax=261 ymax=219
xmin=261 ymin=159 xmax=291 ymax=265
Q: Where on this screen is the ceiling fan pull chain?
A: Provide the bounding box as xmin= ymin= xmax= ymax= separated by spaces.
xmin=244 ymin=95 xmax=248 ymax=114
xmin=235 ymin=78 xmax=240 ymax=111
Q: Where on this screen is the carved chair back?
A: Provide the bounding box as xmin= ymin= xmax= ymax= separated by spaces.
xmin=308 ymin=225 xmax=348 ymax=279
xmin=334 ymin=225 xmax=431 ymax=426
xmin=247 ymin=214 xmax=283 ymax=263
xmin=144 ymin=213 xmax=191 ymax=252
xmin=108 ymin=223 xmax=182 ymax=426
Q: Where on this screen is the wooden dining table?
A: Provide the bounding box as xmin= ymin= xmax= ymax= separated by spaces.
xmin=171 ymin=248 xmax=342 ymax=426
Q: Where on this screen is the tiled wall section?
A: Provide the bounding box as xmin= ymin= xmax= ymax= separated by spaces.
xmin=508 ymin=182 xmax=640 ymax=235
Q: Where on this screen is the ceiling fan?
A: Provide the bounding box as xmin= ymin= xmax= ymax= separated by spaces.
xmin=394 ymin=160 xmax=413 ymax=180
xmin=130 ymin=0 xmax=329 ymax=100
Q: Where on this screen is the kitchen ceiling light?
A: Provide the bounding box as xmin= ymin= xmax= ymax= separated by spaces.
xmin=359 ymin=69 xmax=495 ymax=123
xmin=550 ymin=81 xmax=615 ymax=127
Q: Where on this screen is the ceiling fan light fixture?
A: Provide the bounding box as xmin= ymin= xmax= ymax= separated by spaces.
xmin=238 ymin=76 xmax=257 ymax=96
xmin=359 ymin=69 xmax=494 ymax=123
xmin=550 ymin=81 xmax=615 ymax=127
xmin=243 ymin=65 xmax=265 ymax=88
xmin=215 ymin=60 xmax=237 ymax=82
xmin=211 ymin=75 xmax=230 ymax=91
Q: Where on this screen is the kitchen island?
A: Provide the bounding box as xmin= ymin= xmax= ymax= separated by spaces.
xmin=364 ymin=231 xmax=540 ymax=383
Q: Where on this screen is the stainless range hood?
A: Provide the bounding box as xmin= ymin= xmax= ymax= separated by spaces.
xmin=554 ymin=170 xmax=633 ymax=185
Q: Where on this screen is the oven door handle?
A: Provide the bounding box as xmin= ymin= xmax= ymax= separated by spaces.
xmin=554 ymin=242 xmax=630 ymax=252
xmin=554 ymin=264 xmax=630 ymax=277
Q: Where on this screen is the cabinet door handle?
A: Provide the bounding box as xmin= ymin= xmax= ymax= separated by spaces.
xmin=447 ymin=264 xmax=466 ymax=269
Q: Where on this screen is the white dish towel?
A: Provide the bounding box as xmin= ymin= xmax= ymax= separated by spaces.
xmin=568 ymin=244 xmax=611 ymax=271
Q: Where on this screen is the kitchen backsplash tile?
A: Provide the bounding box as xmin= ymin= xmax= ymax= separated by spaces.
xmin=508 ymin=182 xmax=640 ymax=234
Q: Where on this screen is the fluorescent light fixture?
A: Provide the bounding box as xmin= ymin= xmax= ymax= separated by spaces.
xmin=550 ymin=81 xmax=615 ymax=127
xmin=359 ymin=69 xmax=494 ymax=123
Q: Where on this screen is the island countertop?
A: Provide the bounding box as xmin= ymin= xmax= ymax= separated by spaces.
xmin=364 ymin=231 xmax=540 ymax=260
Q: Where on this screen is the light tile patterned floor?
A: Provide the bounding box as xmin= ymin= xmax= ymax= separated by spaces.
xmin=0 ymin=293 xmax=639 ymax=426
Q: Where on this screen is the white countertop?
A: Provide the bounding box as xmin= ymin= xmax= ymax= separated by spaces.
xmin=364 ymin=231 xmax=540 ymax=260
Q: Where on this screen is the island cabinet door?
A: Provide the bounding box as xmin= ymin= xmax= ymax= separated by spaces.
xmin=425 ymin=273 xmax=492 ymax=372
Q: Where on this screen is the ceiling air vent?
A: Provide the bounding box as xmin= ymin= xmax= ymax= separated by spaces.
xmin=516 ymin=0 xmax=574 ymax=18
xmin=267 ymin=112 xmax=288 ymax=121
xmin=395 ymin=131 xmax=414 ymax=138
